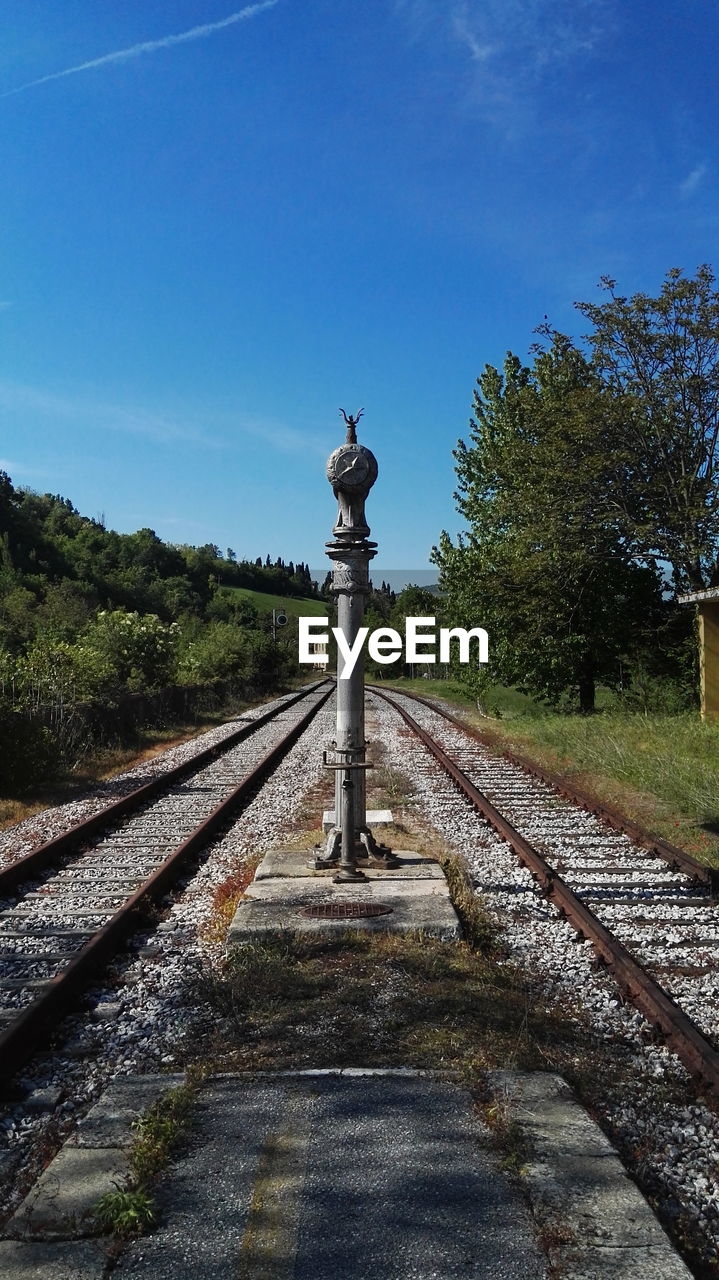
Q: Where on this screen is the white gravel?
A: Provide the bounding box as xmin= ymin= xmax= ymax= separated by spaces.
xmin=381 ymin=690 xmax=719 ymax=1043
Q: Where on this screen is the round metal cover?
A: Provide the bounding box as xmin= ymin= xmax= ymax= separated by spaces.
xmin=297 ymin=902 xmax=393 ymax=919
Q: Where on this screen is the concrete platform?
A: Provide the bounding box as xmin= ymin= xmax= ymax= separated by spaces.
xmin=486 ymin=1072 xmax=692 ymax=1278
xmin=322 ymin=808 xmax=393 ymax=832
xmin=6 ymin=1147 xmax=128 ymax=1241
xmin=0 ymin=1071 xmax=694 ymax=1279
xmin=228 ymin=850 xmax=460 ymax=944
xmin=0 ymin=1239 xmax=111 ymax=1279
xmin=112 ymin=1073 xmax=548 ymax=1279
xmin=254 ymin=848 xmax=444 ymax=879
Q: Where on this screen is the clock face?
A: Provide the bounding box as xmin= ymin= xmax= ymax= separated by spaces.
xmin=335 ymin=449 xmax=370 ymax=485
xmin=326 ymin=442 xmax=378 ymax=490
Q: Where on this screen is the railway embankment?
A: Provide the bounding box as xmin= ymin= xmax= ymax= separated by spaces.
xmin=0 ymin=686 xmax=716 ymax=1276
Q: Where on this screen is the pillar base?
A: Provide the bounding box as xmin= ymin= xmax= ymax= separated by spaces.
xmin=332 ymin=868 xmax=368 ymax=884
xmin=312 ymin=826 xmax=400 ymax=871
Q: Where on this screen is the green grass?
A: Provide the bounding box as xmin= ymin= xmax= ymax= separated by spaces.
xmin=510 ymin=710 xmax=719 ymax=838
xmin=92 ymin=1078 xmax=202 ymax=1239
xmin=226 ymin=588 xmax=327 ymax=618
xmin=374 ymin=676 xmax=543 ymax=717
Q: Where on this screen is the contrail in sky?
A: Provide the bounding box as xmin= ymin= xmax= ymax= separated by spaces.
xmin=2 ymin=1 xmax=279 ymax=98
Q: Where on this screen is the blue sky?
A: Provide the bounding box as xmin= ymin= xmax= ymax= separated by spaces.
xmin=0 ymin=0 xmax=717 ymax=573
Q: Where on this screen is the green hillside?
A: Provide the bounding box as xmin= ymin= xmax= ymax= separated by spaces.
xmin=227 ymin=588 xmax=328 ymax=618
xmin=0 ymin=467 xmax=326 ymax=791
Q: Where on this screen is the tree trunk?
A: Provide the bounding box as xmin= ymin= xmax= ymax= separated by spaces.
xmin=578 ymin=656 xmax=595 ymax=714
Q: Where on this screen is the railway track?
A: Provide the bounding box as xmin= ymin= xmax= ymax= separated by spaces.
xmin=0 ymin=681 xmax=332 ymax=1087
xmin=370 ymin=685 xmax=719 ymax=1100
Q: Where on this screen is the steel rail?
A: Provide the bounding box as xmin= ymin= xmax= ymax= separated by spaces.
xmin=0 ymin=684 xmax=333 ymax=1086
xmin=368 ymin=684 xmax=718 ymax=892
xmin=372 ymin=687 xmax=719 ymax=1099
xmin=0 ymin=681 xmax=328 ymax=898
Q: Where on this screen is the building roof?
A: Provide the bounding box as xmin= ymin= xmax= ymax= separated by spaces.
xmin=677 ymin=587 xmax=719 ymax=604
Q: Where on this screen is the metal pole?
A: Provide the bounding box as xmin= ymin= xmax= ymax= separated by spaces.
xmin=336 ymin=772 xmax=362 ymax=882
xmin=334 ymin=577 xmax=367 ymax=834
xmin=313 ymin=409 xmax=397 ymax=875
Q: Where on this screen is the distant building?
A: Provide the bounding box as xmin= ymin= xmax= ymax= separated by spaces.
xmin=308 ymin=641 xmax=328 ymax=671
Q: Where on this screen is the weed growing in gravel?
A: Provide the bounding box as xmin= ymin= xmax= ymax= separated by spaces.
xmin=440 ymin=852 xmax=500 ymax=952
xmin=92 ymin=1076 xmax=202 ymax=1240
xmin=483 ymin=1091 xmax=532 ymax=1175
xmin=371 ymin=762 xmax=417 ymax=808
xmin=129 ymin=1081 xmax=197 ymax=1182
xmin=200 ymin=861 xmax=261 ymax=947
xmin=95 ymin=1188 xmax=155 ymax=1237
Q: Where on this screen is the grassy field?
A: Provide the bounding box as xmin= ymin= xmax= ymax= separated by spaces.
xmin=379 ymin=677 xmax=719 ymax=868
xmin=226 ymin=588 xmax=327 ymax=617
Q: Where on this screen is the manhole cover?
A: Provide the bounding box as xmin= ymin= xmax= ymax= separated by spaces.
xmin=297 ymin=902 xmax=394 ymax=919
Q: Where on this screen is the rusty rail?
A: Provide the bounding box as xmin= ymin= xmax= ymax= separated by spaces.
xmin=369 ymin=684 xmax=718 ymax=892
xmin=372 ymin=687 xmax=719 ymax=1099
xmin=0 ymin=683 xmax=333 ymax=1086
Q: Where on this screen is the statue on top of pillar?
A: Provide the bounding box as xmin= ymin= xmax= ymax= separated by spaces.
xmin=326 ymin=409 xmax=378 ymax=541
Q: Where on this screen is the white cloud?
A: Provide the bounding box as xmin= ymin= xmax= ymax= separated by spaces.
xmin=0 ymin=457 xmax=53 ymax=479
xmin=0 ymin=378 xmax=328 ymax=459
xmin=0 ymin=379 xmax=218 ymax=446
xmin=455 ymin=0 xmax=610 ymax=72
xmin=2 ymin=1 xmax=279 ymax=99
xmin=679 ymin=163 xmax=708 ymax=199
xmin=396 ymin=0 xmax=614 ymax=125
xmin=452 ymin=6 xmax=497 ymax=63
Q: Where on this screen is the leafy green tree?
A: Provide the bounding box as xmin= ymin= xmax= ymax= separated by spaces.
xmin=84 ymin=610 xmax=178 ymax=692
xmin=177 ymin=621 xmax=249 ymax=684
xmin=0 ymin=584 xmax=39 ymax=650
xmin=433 ymin=339 xmax=666 ymax=711
xmin=576 ymin=265 xmax=719 ymax=590
xmin=13 ymin=636 xmax=115 ymax=709
xmin=36 ymin=580 xmax=97 ymax=641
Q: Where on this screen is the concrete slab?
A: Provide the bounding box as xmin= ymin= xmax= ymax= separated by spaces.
xmin=112 ymin=1072 xmax=548 ymax=1279
xmin=322 ymin=808 xmax=393 ymax=832
xmin=228 ymin=876 xmax=461 ymax=944
xmin=71 ymin=1074 xmax=185 ymax=1149
xmin=255 ymin=848 xmax=444 ymax=880
xmin=0 ymin=1239 xmax=109 ymax=1279
xmin=6 ymin=1147 xmax=128 ymax=1240
xmin=486 ymin=1071 xmax=692 ymax=1279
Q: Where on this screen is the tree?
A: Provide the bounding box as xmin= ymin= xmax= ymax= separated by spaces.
xmin=83 ymin=610 xmax=178 ymax=692
xmin=433 ymin=339 xmax=666 ymax=712
xmin=576 ymin=265 xmax=719 ymax=590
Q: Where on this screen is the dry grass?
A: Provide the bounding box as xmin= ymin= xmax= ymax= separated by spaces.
xmin=192 ymin=929 xmax=576 ymax=1077
xmin=198 ymin=859 xmax=263 ymax=948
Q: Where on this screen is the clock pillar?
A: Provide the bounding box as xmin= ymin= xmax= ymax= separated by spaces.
xmin=315 ymin=411 xmax=397 ymax=880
